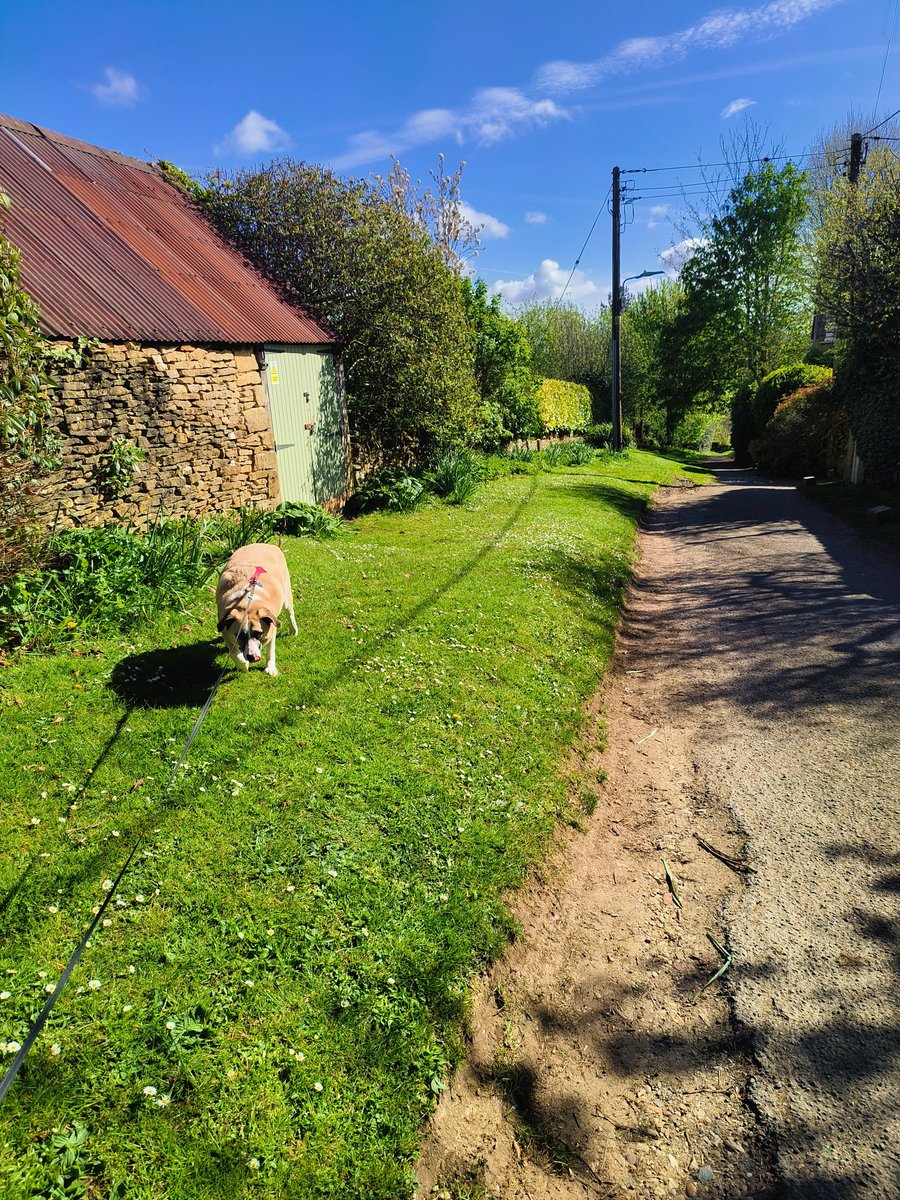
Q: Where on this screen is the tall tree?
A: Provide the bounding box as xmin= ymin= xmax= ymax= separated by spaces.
xmin=661 ymin=156 xmax=810 ymax=441
xmin=203 ymin=161 xmax=482 ymax=465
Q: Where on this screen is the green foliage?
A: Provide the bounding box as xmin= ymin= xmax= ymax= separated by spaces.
xmin=202 ymin=161 xmax=483 ymax=465
xmin=752 ymin=363 xmax=832 ymax=428
xmin=272 ymin=501 xmax=344 ymax=539
xmin=517 ymin=302 xmax=611 ymax=410
xmin=423 ymin=449 xmax=482 ymax=505
xmin=460 ymin=279 xmax=541 ymax=444
xmin=584 ymin=422 xmax=614 ymax=449
xmin=814 ymin=144 xmax=900 ymax=482
xmin=536 ymin=378 xmax=592 ymax=434
xmin=353 ymin=470 xmax=426 ymax=513
xmin=0 ymin=506 xmax=287 ymax=648
xmin=0 ymin=195 xmax=59 ymax=584
xmin=620 ymin=279 xmax=685 ymax=445
xmin=96 ymin=436 xmax=146 ymax=499
xmin=662 ymin=159 xmax=811 ymax=439
xmin=749 ymin=379 xmax=847 ymax=478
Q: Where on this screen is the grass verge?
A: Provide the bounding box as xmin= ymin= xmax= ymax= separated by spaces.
xmin=0 ymin=451 xmax=707 ymax=1199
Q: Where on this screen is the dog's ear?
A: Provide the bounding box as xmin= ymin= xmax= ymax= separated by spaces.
xmin=217 ymin=613 xmax=236 ymax=633
xmin=259 ymin=611 xmax=280 ymax=630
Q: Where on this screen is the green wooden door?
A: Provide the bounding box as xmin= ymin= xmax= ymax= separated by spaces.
xmin=264 ymin=346 xmax=348 ymax=504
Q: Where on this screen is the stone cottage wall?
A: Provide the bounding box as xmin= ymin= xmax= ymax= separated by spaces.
xmin=37 ymin=341 xmax=280 ymax=527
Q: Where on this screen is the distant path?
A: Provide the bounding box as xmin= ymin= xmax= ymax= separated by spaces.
xmin=640 ymin=465 xmax=900 ymax=1198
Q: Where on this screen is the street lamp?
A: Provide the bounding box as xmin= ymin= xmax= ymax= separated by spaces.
xmin=611 ymin=270 xmax=664 ymax=451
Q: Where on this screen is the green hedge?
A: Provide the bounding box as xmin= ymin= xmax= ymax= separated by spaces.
xmin=749 ymin=379 xmax=847 ymax=478
xmin=537 ymin=378 xmax=592 ymax=434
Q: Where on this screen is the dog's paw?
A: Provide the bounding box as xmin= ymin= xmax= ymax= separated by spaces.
xmin=265 ymin=665 xmax=278 ymax=677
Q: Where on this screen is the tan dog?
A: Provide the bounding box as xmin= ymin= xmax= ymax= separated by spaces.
xmin=216 ymin=543 xmax=298 ymax=676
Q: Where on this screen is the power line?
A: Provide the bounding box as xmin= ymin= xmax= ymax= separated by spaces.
xmin=558 ymin=183 xmax=612 ymax=304
xmin=872 ymin=0 xmax=900 ymax=120
xmin=863 ymin=104 xmax=900 ymax=136
xmin=622 ymin=151 xmax=814 ymax=175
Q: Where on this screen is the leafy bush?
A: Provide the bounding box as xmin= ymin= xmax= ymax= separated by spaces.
xmin=272 ymin=500 xmax=343 ymax=538
xmin=423 ymin=449 xmax=482 ymax=504
xmin=0 ymin=521 xmax=214 ymax=647
xmin=752 ymin=363 xmax=832 ymax=430
xmin=537 ymin=378 xmax=592 ymax=434
xmin=353 ymin=470 xmax=426 ymax=513
xmin=0 ymin=501 xmax=325 ymax=647
xmin=749 ymin=379 xmax=847 ymax=478
xmin=584 ymin=422 xmax=614 ymax=449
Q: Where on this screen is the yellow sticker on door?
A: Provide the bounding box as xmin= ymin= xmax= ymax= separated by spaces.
xmin=270 ymin=364 xmax=279 ymax=384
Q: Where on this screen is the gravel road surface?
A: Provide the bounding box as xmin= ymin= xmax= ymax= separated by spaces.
xmin=641 ymin=466 xmax=900 ymax=1198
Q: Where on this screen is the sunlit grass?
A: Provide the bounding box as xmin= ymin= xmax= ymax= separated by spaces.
xmin=0 ymin=451 xmax=706 ymax=1199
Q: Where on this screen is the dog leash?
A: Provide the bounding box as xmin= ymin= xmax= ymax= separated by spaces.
xmin=0 ymin=665 xmax=227 ymax=1105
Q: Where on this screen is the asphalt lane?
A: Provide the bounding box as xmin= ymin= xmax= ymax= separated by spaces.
xmin=639 ymin=467 xmax=900 ymax=1199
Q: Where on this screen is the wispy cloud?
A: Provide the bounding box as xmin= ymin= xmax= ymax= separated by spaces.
xmin=332 ymin=0 xmax=840 ymax=169
xmin=90 ymin=68 xmax=141 ymax=106
xmin=459 ymin=201 xmax=509 ymax=240
xmin=524 ymin=211 xmax=548 ymax=224
xmin=535 ymin=0 xmax=843 ymax=93
xmin=334 ymin=88 xmax=567 ymax=168
xmin=721 ymin=96 xmax=757 ymax=118
xmin=492 ymin=258 xmax=602 ymax=305
xmin=218 ymin=111 xmax=292 ymax=156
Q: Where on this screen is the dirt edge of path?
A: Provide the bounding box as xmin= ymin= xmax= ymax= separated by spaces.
xmin=415 ymin=490 xmax=780 ymax=1200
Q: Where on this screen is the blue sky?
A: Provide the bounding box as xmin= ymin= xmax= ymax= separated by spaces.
xmin=2 ymin=0 xmax=898 ymax=307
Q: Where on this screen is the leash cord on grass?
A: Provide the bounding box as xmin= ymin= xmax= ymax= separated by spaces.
xmin=0 ymin=666 xmax=227 ymax=1105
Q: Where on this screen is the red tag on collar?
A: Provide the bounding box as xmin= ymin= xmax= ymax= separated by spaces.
xmin=250 ymin=566 xmax=267 ymax=584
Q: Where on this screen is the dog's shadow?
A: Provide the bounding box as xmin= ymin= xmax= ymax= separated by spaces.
xmin=109 ymin=639 xmax=226 ymax=709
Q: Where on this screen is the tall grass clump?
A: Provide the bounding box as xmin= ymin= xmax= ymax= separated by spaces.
xmin=423 ymin=449 xmax=482 ymax=504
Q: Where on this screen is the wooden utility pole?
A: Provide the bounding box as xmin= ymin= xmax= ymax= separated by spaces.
xmin=848 ymin=132 xmax=863 ymax=185
xmin=610 ymin=165 xmax=622 ymax=451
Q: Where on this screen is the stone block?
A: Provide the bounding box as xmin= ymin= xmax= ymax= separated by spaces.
xmin=244 ymin=407 xmax=271 ymax=434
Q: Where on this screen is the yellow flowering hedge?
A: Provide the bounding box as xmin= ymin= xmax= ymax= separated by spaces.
xmin=538 ymin=378 xmax=592 ymax=433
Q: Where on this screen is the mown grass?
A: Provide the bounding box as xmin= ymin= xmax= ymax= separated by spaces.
xmin=0 ymin=451 xmax=710 ymax=1199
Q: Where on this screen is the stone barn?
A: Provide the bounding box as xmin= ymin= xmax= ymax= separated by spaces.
xmin=0 ymin=113 xmax=350 ymax=525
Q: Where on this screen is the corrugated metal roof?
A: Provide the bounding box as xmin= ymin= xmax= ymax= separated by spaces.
xmin=0 ymin=114 xmax=336 ymax=346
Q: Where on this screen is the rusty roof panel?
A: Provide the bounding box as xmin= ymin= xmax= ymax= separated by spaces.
xmin=0 ymin=115 xmax=335 ymax=346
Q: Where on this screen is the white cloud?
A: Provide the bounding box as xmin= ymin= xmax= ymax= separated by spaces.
xmin=459 ymin=202 xmax=510 ymax=240
xmin=535 ymin=0 xmax=842 ymax=94
xmin=334 ymin=87 xmax=568 ymax=168
xmin=721 ymin=96 xmax=757 ymax=118
xmin=650 ymin=205 xmax=669 ymax=216
xmin=90 ymin=68 xmax=140 ymax=106
xmin=220 ymin=111 xmax=292 ymax=156
xmin=524 ymin=211 xmax=548 ymax=224
xmin=491 ymin=258 xmax=603 ymax=305
xmin=659 ymin=237 xmax=708 ymax=272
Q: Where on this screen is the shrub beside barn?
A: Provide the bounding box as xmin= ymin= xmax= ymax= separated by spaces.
xmin=0 ymin=114 xmax=350 ymax=526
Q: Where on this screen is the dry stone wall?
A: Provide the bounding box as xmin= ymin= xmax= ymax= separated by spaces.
xmin=38 ymin=341 xmax=280 ymax=527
